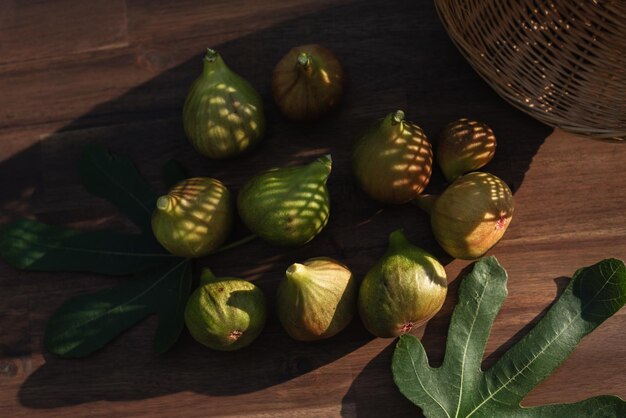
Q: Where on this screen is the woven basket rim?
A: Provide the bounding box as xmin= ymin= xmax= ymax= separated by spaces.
xmin=434 ymin=0 xmax=626 ymax=140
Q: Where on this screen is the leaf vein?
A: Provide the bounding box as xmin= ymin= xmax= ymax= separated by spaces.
xmin=454 ymin=281 xmax=489 ymax=418
xmin=405 ymin=344 xmax=451 ymax=418
xmin=15 ymin=235 xmax=174 ymax=258
xmin=465 ymin=264 xmax=619 ymax=417
xmin=55 ymin=259 xmax=188 ymax=340
xmin=91 ymin=158 xmax=152 ymax=216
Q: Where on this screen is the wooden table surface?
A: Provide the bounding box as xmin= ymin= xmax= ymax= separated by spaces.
xmin=1 ymin=1 xmax=624 ymax=417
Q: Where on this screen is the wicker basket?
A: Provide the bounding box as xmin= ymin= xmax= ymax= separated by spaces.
xmin=435 ymin=0 xmax=626 ymax=140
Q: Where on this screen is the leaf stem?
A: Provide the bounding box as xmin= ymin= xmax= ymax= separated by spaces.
xmin=209 ymin=234 xmax=258 ymax=255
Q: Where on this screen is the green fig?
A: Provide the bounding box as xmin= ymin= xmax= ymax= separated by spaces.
xmin=185 ymin=268 xmax=267 ymax=351
xmin=438 ymin=118 xmax=496 ymax=181
xmin=183 ymin=48 xmax=266 ymax=159
xmin=237 ymin=155 xmax=332 ymax=247
xmin=272 ymin=44 xmax=345 ymax=121
xmin=352 ymin=110 xmax=433 ymax=204
xmin=277 ymin=257 xmax=356 ymax=341
xmin=358 ymin=230 xmax=447 ymax=338
xmin=151 ymin=177 xmax=233 ymax=258
xmin=415 ymin=172 xmax=514 ymax=260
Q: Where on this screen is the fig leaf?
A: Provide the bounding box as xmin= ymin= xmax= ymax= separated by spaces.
xmin=80 ymin=144 xmax=157 ymax=233
xmin=1 ymin=146 xmax=191 ymax=355
xmin=0 ymin=219 xmax=175 ymax=275
xmin=0 ymin=146 xmax=180 ymax=276
xmin=392 ymin=256 xmax=626 ymax=417
xmin=44 ymin=258 xmax=192 ymax=357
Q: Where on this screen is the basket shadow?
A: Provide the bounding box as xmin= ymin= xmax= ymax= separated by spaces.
xmin=3 ymin=0 xmax=552 ymax=410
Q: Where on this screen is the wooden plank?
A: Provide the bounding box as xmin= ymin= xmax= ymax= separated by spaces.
xmin=0 ymin=0 xmax=352 ymax=131
xmin=126 ymin=0 xmax=351 ymax=45
xmin=0 ymin=0 xmax=625 ymax=417
xmin=0 ymin=0 xmax=128 ymax=65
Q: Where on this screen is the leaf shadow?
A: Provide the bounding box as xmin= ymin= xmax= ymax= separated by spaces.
xmin=0 ymin=0 xmax=552 ymax=410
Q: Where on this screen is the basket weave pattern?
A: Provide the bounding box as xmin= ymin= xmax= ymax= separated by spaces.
xmin=435 ymin=0 xmax=626 ymax=140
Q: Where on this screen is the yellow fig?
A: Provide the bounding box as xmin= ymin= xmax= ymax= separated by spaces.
xmin=277 ymin=257 xmax=356 ymax=341
xmin=151 ymin=177 xmax=232 ymax=258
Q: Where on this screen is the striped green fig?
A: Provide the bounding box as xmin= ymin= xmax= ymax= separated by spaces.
xmin=277 ymin=257 xmax=356 ymax=341
xmin=183 ymin=48 xmax=266 ymax=159
xmin=151 ymin=177 xmax=233 ymax=258
xmin=237 ymin=155 xmax=332 ymax=247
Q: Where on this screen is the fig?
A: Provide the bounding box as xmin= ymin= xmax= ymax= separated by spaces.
xmin=352 ymin=110 xmax=433 ymax=204
xmin=151 ymin=177 xmax=232 ymax=258
xmin=438 ymin=118 xmax=496 ymax=181
xmin=237 ymin=155 xmax=332 ymax=247
xmin=358 ymin=230 xmax=447 ymax=338
xmin=185 ymin=268 xmax=267 ymax=351
xmin=277 ymin=257 xmax=356 ymax=341
xmin=272 ymin=44 xmax=345 ymax=121
xmin=183 ymin=48 xmax=265 ymax=159
xmin=416 ymin=172 xmax=514 ymax=260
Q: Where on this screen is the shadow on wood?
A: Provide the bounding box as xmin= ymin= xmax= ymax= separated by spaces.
xmin=481 ymin=276 xmax=570 ymax=369
xmin=0 ymin=0 xmax=551 ymax=409
xmin=340 ymin=342 xmax=419 ymax=417
xmin=339 ymin=272 xmax=573 ymax=416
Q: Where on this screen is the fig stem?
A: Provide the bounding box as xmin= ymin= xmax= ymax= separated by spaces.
xmin=204 ymin=48 xmax=219 ymax=62
xmin=156 ymin=195 xmax=174 ymax=212
xmin=388 ymin=229 xmax=410 ymax=249
xmin=203 ymin=48 xmax=226 ymax=76
xmin=286 ymin=263 xmax=307 ymax=281
xmin=392 ymin=110 xmax=405 ymax=125
xmin=308 ymin=154 xmax=332 ymax=180
xmin=200 ymin=268 xmax=218 ymax=285
xmin=318 ymin=154 xmax=332 ymax=172
xmin=209 ymin=234 xmax=258 ymax=255
xmin=413 ymin=194 xmax=438 ymax=215
xmin=297 ymin=52 xmax=311 ymax=68
xmin=296 ymin=52 xmax=314 ymax=76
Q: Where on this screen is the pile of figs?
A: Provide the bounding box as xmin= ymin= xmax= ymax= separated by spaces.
xmin=151 ymin=46 xmax=515 ymax=350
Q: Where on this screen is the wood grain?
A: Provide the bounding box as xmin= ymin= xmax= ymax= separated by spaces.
xmin=1 ymin=1 xmax=624 ymax=417
xmin=0 ymin=0 xmax=128 ymax=65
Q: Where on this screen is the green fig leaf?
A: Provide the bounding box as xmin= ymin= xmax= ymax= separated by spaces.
xmin=392 ymin=257 xmax=626 ymax=418
xmin=0 ymin=219 xmax=176 ymax=276
xmin=80 ymin=144 xmax=157 ymax=233
xmin=161 ymin=159 xmax=188 ymax=188
xmin=44 ymin=259 xmax=192 ymax=357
